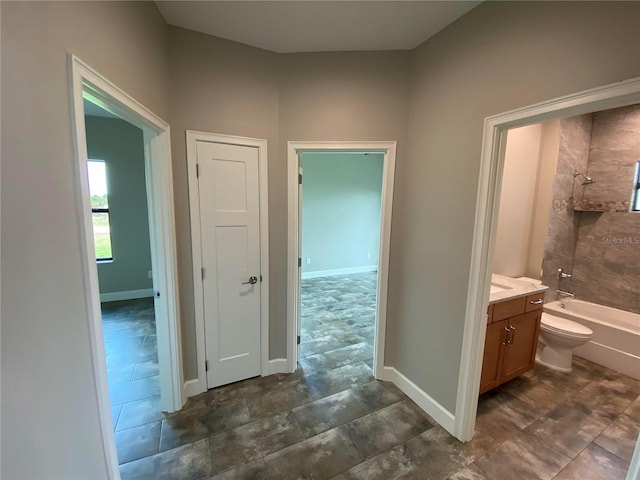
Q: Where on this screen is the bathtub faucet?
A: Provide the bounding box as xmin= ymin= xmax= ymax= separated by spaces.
xmin=557 ymin=289 xmax=575 ymax=308
xmin=557 ymin=268 xmax=572 ymax=280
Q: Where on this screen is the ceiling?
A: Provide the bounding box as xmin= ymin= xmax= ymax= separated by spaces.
xmin=155 ymin=1 xmax=481 ymax=53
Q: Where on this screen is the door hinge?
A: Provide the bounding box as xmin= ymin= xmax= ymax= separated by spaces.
xmin=298 ymin=257 xmax=302 ymax=268
xmin=201 ymin=267 xmax=205 ymax=280
xmin=297 ymin=335 xmax=301 ymax=345
xmin=196 ymin=163 xmax=200 ymax=178
xmin=205 ymin=360 xmax=209 ymax=372
xmin=298 ymin=173 xmax=302 ymax=184
xmin=260 ymin=274 xmax=263 ymax=282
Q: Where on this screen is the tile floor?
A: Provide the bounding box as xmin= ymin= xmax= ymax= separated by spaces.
xmin=102 ymin=298 xmax=161 ymax=464
xmin=107 ymin=274 xmax=639 ymax=480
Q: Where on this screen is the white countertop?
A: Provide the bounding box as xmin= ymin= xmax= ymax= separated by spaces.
xmin=489 ymin=273 xmax=548 ymax=304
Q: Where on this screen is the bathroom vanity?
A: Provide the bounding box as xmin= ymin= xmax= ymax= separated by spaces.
xmin=479 ymin=275 xmax=548 ymax=394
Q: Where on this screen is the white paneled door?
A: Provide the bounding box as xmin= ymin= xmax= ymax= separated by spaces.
xmin=196 ymin=140 xmax=261 ymax=388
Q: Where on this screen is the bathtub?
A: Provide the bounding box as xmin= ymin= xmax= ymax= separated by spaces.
xmin=544 ymin=299 xmax=640 ymax=379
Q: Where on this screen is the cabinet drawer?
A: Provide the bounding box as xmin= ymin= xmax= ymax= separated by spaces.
xmin=493 ymin=296 xmax=526 ymax=322
xmin=525 ymin=293 xmax=545 ymax=312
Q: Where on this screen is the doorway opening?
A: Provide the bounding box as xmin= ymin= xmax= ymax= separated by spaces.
xmin=287 ymin=142 xmax=397 ymax=377
xmin=298 ymin=152 xmax=383 ymax=374
xmin=455 ymin=77 xmax=640 ymax=442
xmin=84 ymin=102 xmax=163 ymax=466
xmin=69 ymin=55 xmax=182 ymax=477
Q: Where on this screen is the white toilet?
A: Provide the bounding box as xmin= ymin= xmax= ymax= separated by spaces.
xmin=536 ymin=312 xmax=593 ymax=372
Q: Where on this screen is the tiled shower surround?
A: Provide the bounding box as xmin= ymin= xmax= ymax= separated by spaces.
xmin=542 ymin=104 xmax=640 ymax=314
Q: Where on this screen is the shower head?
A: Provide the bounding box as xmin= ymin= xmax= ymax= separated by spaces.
xmin=573 ymin=169 xmax=596 ymax=185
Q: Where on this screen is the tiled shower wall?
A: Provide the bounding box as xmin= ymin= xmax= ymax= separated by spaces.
xmin=572 ymin=105 xmax=640 ymax=314
xmin=541 ymin=114 xmax=592 ymax=299
xmin=542 ymin=105 xmax=640 ymax=314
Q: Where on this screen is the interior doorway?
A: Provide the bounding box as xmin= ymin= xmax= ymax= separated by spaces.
xmin=84 ymin=102 xmax=164 ymax=466
xmin=287 ymin=141 xmax=397 ymax=377
xmin=297 ymin=152 xmax=384 ymax=373
xmin=455 ymin=77 xmax=640 ymax=442
xmin=69 ymin=55 xmax=182 ymax=477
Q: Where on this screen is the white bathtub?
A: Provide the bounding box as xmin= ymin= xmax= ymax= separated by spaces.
xmin=544 ymin=299 xmax=640 ymax=379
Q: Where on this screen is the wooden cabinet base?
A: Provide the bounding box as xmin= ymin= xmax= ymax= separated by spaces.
xmin=479 ymin=299 xmax=542 ymax=395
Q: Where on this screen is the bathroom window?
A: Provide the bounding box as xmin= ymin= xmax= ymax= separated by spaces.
xmin=87 ymin=160 xmax=113 ymax=261
xmin=633 ymin=161 xmax=640 ymax=212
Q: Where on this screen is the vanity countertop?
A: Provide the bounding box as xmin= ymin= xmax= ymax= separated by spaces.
xmin=489 ymin=274 xmax=548 ymax=304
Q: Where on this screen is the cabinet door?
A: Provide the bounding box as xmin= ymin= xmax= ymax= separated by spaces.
xmin=501 ymin=311 xmax=541 ymax=383
xmin=479 ymin=319 xmax=508 ymax=394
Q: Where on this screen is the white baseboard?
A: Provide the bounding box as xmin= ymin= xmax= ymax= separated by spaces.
xmin=183 ymin=378 xmax=205 ymax=399
xmin=380 ymin=366 xmax=456 ymax=434
xmin=100 ymin=288 xmax=154 ymax=303
xmin=267 ymin=358 xmax=290 ymax=375
xmin=302 ymin=265 xmax=377 ymax=280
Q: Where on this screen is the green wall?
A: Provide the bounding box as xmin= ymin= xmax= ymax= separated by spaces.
xmin=85 ymin=115 xmax=153 ymax=296
xmin=300 ymin=152 xmax=383 ymax=275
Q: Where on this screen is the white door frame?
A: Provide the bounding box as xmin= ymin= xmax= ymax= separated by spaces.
xmin=69 ymin=54 xmax=183 ymax=478
xmin=186 ymin=131 xmax=270 ymax=395
xmin=287 ymin=141 xmax=397 ymax=376
xmin=455 ymin=77 xmax=640 ymax=442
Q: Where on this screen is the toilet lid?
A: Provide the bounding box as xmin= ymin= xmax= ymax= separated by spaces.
xmin=541 ymin=313 xmax=593 ymax=337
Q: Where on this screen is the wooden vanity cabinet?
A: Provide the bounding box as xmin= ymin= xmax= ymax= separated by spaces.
xmin=479 ymin=319 xmax=508 ymax=393
xmin=479 ymin=294 xmax=543 ymax=394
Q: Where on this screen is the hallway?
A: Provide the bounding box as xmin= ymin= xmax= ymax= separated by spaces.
xmin=110 ymin=275 xmax=637 ymax=480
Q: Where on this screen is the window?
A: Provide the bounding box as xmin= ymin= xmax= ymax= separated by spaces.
xmin=632 ymin=161 xmax=640 ymax=212
xmin=87 ymin=160 xmax=113 ymax=261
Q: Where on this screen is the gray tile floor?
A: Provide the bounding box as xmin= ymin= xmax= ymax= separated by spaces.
xmin=107 ymin=274 xmax=639 ymax=480
xmin=102 ymin=298 xmax=161 ymax=465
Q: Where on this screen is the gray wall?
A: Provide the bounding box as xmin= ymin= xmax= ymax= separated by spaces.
xmin=300 ymin=152 xmax=383 ymax=274
xmin=1 ymin=2 xmax=169 ymax=478
xmin=85 ymin=115 xmax=153 ymax=295
xmin=167 ymin=27 xmax=280 ymax=377
xmin=279 ymin=50 xmax=411 ymax=360
xmin=573 ymin=105 xmax=640 ymax=313
xmin=392 ymin=1 xmax=640 ymax=412
xmin=168 ymin=35 xmax=410 ymax=377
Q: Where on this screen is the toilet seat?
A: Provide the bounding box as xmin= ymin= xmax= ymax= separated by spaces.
xmin=541 ymin=313 xmax=593 ymax=339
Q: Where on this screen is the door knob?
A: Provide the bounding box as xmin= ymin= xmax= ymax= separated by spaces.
xmin=242 ymin=276 xmax=258 ymax=285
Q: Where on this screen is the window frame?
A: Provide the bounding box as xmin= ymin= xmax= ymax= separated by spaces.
xmin=632 ymin=161 xmax=640 ymax=212
xmin=88 ymin=159 xmax=114 ymax=262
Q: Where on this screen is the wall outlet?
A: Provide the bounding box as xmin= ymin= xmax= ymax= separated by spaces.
xmin=367 ymin=252 xmax=372 ymax=259
xmin=148 ymin=270 xmax=153 ymax=279
xmin=306 ymin=258 xmax=311 ymax=265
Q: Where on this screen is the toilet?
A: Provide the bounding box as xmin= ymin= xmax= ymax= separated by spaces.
xmin=536 ymin=312 xmax=593 ymax=372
